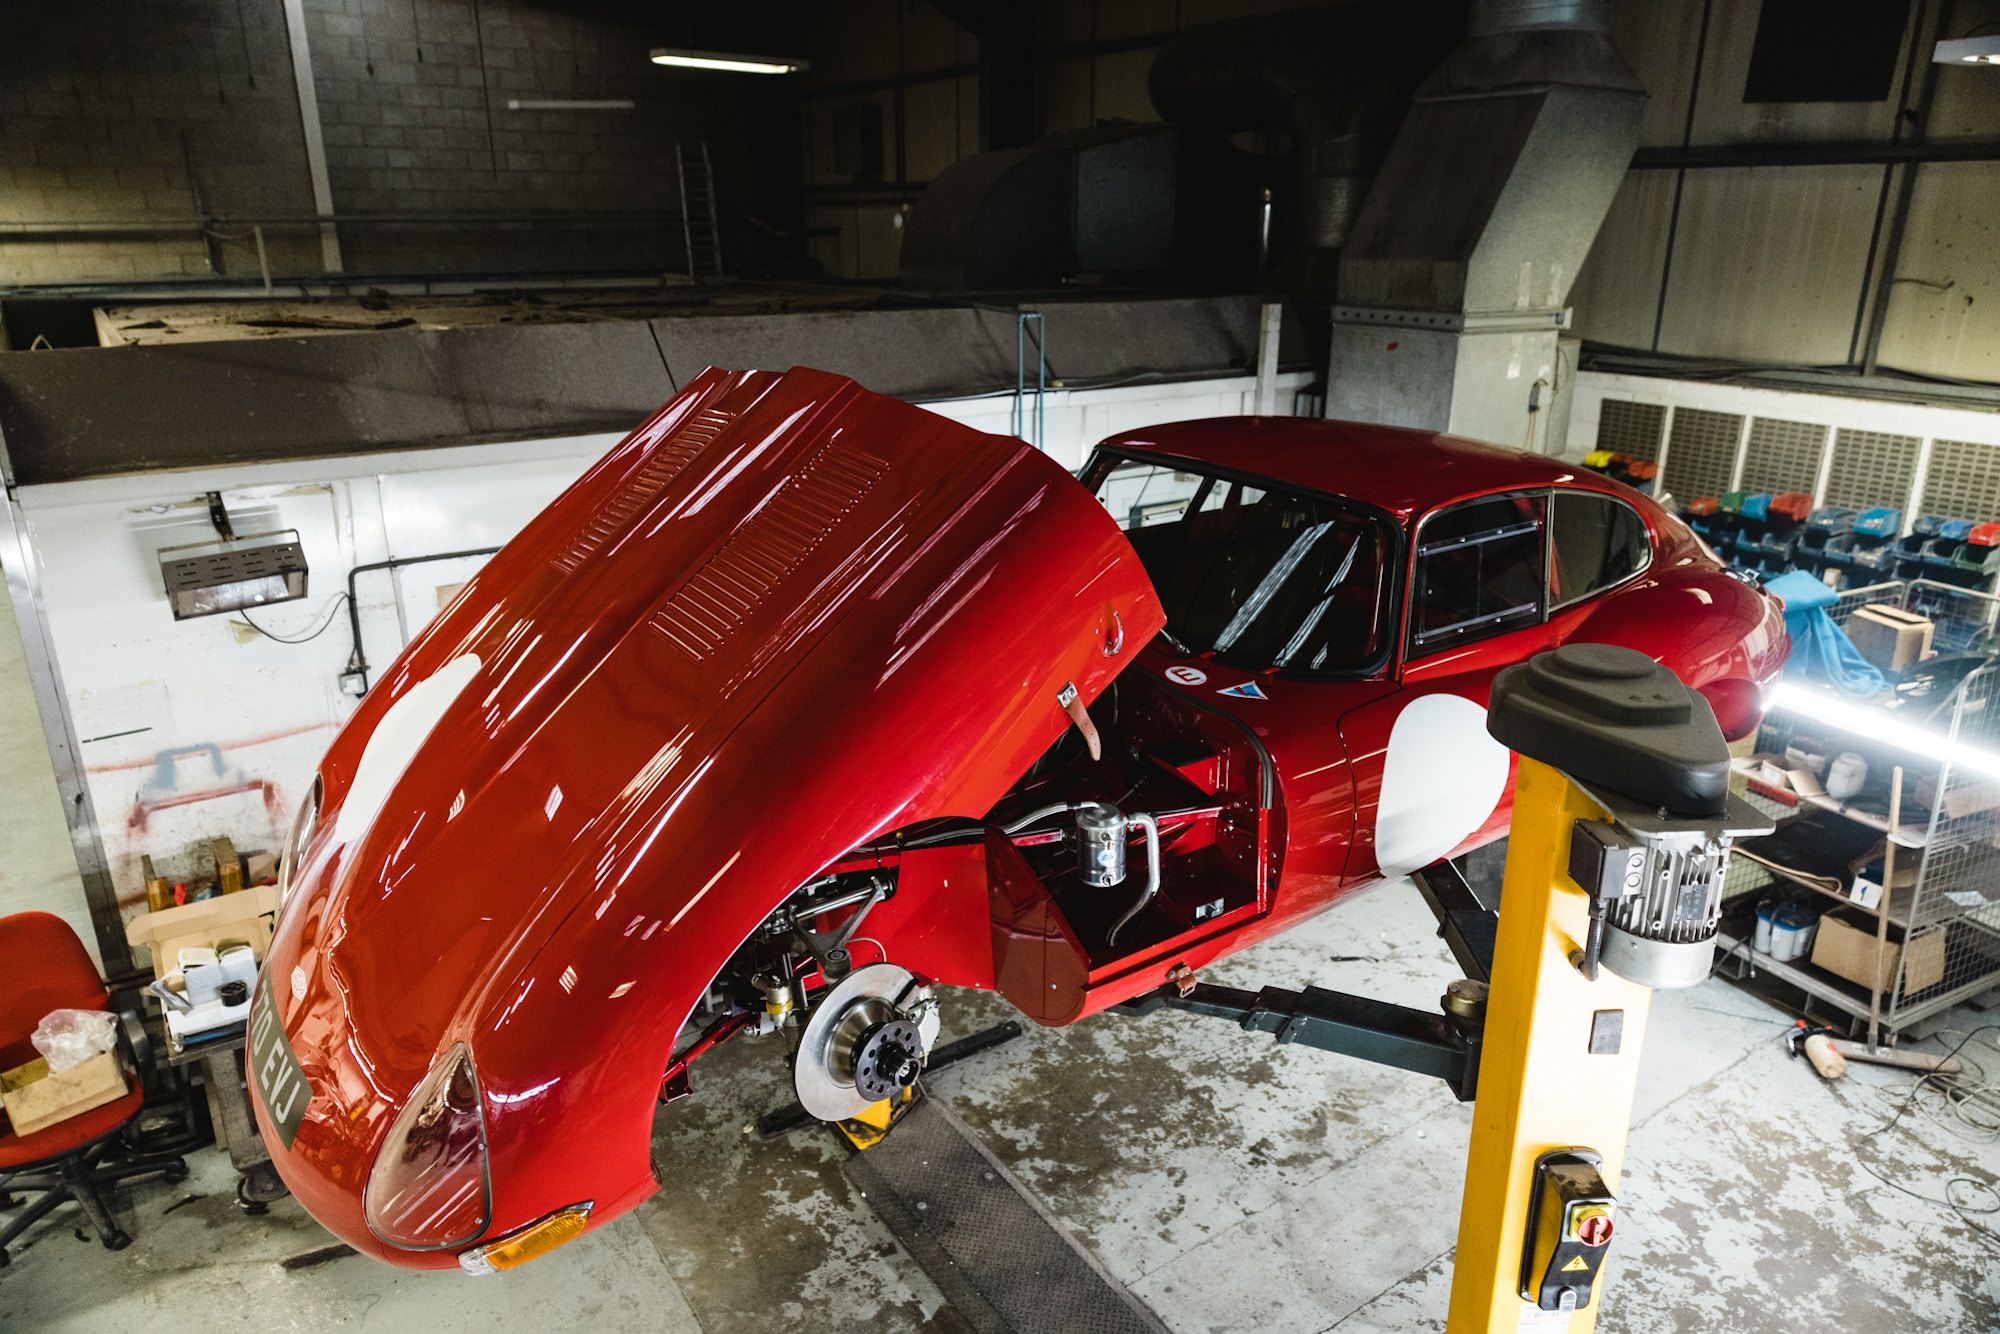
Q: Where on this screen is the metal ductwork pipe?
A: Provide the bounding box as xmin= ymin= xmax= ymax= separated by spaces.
xmin=1148 ymin=6 xmax=1455 ymax=298
xmin=1325 ymin=0 xmax=1643 ymax=451
xmin=1468 ymin=0 xmax=1611 ymax=36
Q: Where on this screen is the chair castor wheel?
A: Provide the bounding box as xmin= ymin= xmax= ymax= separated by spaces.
xmin=104 ymin=1230 xmax=133 ymax=1252
xmin=235 ymin=1170 xmax=286 ymax=1216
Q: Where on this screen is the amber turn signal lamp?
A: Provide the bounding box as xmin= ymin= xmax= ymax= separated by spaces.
xmin=457 ymin=1203 xmax=592 ymax=1275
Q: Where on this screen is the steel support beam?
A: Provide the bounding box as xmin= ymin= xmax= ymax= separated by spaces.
xmin=0 ymin=427 xmax=130 ymax=973
xmin=280 ymin=0 xmax=343 ymax=273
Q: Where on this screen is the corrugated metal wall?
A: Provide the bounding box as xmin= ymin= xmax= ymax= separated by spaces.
xmin=1569 ymin=0 xmax=2000 ymax=385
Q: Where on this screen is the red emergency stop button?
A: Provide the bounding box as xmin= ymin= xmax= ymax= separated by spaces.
xmin=1577 ymin=1213 xmax=1613 ymax=1247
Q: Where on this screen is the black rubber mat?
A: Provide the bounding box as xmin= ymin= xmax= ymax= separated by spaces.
xmin=844 ymin=1098 xmax=1167 ymax=1334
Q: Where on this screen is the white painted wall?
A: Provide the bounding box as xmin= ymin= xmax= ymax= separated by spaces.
xmin=8 ymin=371 xmax=1308 ymax=940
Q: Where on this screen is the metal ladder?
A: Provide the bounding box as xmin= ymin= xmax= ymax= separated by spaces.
xmin=676 ymin=141 xmax=722 ymax=281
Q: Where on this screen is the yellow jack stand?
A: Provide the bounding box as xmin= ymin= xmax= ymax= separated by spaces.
xmin=837 ymin=1085 xmax=918 ymax=1151
xmin=1445 ymin=758 xmax=1649 ymax=1333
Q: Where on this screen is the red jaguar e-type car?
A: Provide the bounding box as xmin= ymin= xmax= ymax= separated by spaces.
xmin=248 ymin=366 xmax=1785 ymax=1271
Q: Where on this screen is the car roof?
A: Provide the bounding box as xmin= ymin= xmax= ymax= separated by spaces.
xmin=1097 ymin=417 xmax=1618 ymax=522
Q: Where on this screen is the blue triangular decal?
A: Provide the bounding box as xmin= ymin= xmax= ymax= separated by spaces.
xmin=1218 ymin=681 xmax=1267 ymax=700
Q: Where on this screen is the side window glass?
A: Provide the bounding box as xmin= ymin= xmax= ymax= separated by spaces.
xmin=1551 ymin=493 xmax=1649 ymax=609
xmin=1097 ymin=460 xmax=1207 ymax=529
xmin=1410 ymin=493 xmax=1547 ymax=655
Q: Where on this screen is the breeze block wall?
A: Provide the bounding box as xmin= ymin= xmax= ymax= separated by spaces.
xmin=0 ymin=0 xmax=765 ymax=286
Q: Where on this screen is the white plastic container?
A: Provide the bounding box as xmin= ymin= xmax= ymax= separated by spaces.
xmin=1769 ymin=905 xmax=1818 ymax=963
xmin=1826 ymin=751 xmax=1869 ymax=801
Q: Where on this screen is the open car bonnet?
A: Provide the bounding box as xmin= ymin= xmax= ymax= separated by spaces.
xmin=263 ymin=367 xmax=1163 ymax=1223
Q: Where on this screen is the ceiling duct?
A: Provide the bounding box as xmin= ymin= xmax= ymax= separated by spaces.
xmin=1148 ymin=5 xmax=1455 ymax=299
xmin=899 ymin=125 xmax=1177 ymax=292
xmin=1326 ymin=0 xmax=1643 ymax=451
xmin=900 ymin=5 xmax=1452 ymax=294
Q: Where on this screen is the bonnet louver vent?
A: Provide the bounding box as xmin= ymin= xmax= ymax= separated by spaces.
xmin=554 ymin=408 xmax=734 ymax=573
xmin=650 ymin=445 xmax=887 ymax=660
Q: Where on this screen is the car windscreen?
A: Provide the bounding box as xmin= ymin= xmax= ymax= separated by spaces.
xmin=1092 ymin=456 xmax=1392 ymax=674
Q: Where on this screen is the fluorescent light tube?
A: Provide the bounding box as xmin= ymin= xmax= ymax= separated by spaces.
xmin=506 ymin=99 xmax=637 ymax=111
xmin=649 ymin=48 xmax=806 ymax=75
xmin=1768 ymin=680 xmax=2000 ymax=781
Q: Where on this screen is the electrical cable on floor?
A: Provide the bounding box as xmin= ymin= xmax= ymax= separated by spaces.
xmin=1861 ymin=1027 xmax=2000 ymax=1144
xmin=1815 ymin=1023 xmax=2000 ymax=1250
xmin=236 ymin=593 xmax=351 ymax=645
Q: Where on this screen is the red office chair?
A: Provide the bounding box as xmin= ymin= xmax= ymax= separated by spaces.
xmin=0 ymin=912 xmax=186 ymax=1266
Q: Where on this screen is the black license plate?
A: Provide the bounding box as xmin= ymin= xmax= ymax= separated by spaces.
xmin=248 ymin=976 xmax=310 ymax=1149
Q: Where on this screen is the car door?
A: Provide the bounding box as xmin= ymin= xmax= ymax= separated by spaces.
xmin=1336 ymin=490 xmax=1552 ymax=884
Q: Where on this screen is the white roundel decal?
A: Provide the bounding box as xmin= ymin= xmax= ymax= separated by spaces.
xmin=1373 ymin=693 xmax=1511 ymax=877
xmin=1164 ymin=665 xmax=1207 ymax=686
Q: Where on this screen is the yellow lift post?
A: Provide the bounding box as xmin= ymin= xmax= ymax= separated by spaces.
xmin=1448 ymin=645 xmax=1769 ymax=1330
xmin=1122 ymin=645 xmax=1767 ymax=1330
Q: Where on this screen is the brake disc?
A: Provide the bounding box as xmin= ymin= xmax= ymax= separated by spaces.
xmin=793 ymin=962 xmax=940 ymax=1121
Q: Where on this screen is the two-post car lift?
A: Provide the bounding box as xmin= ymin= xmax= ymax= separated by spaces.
xmin=1121 ymin=644 xmax=1769 ymax=1331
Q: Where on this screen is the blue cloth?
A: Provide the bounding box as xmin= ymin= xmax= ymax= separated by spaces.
xmin=1765 ymin=570 xmax=1885 ymax=696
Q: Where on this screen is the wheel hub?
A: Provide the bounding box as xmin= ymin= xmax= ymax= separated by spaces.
xmin=851 ymin=1018 xmax=924 ymax=1101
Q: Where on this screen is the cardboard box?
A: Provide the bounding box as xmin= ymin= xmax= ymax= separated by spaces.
xmin=1847 ymin=605 xmax=1934 ymax=675
xmin=211 ymin=835 xmax=244 ymax=895
xmin=1914 ymin=772 xmax=2000 ymax=820
xmin=125 ymin=883 xmax=278 ymax=979
xmin=1 ymin=1050 xmax=126 ymax=1137
xmin=1810 ymin=908 xmax=1945 ymax=994
xmin=1846 ymin=841 xmax=1919 ymax=910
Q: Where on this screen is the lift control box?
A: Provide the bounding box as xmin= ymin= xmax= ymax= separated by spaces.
xmin=1520 ymin=1149 xmax=1616 ymax=1311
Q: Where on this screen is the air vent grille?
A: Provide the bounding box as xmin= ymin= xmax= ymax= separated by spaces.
xmin=1920 ymin=439 xmax=2000 ymax=523
xmin=1739 ymin=418 xmax=1827 ymax=496
xmin=1595 ymin=400 xmax=1665 ymax=461
xmin=1663 ymin=408 xmax=1741 ymax=503
xmin=1826 ymin=429 xmax=1919 ymax=511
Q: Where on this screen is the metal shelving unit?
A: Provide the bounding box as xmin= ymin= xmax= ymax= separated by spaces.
xmin=1720 ymin=620 xmax=2000 ymax=1041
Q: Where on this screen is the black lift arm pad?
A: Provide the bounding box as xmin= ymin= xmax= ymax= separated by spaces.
xmin=1486 ymin=644 xmax=1730 ymax=817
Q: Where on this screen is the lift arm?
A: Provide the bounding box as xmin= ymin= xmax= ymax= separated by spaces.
xmin=1119 ymin=980 xmax=1482 ymax=1100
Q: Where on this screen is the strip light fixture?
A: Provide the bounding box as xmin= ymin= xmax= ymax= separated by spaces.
xmin=1934 ymin=35 xmax=2000 ymax=65
xmin=650 ymin=48 xmax=806 ymax=75
xmin=1768 ymin=680 xmax=2000 ymax=781
xmin=506 ymin=98 xmax=637 ymax=111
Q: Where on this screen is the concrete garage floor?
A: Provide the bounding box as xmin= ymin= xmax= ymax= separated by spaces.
xmin=4 ymin=882 xmax=1997 ymax=1332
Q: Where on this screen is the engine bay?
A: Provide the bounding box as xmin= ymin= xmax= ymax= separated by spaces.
xmin=689 ymin=670 xmax=1281 ymax=1121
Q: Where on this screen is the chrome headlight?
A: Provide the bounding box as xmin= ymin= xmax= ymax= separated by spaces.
xmin=275 ymin=777 xmax=321 ymax=912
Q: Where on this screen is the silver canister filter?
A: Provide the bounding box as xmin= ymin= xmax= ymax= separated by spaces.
xmin=1074 ymin=802 xmax=1128 ymax=887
